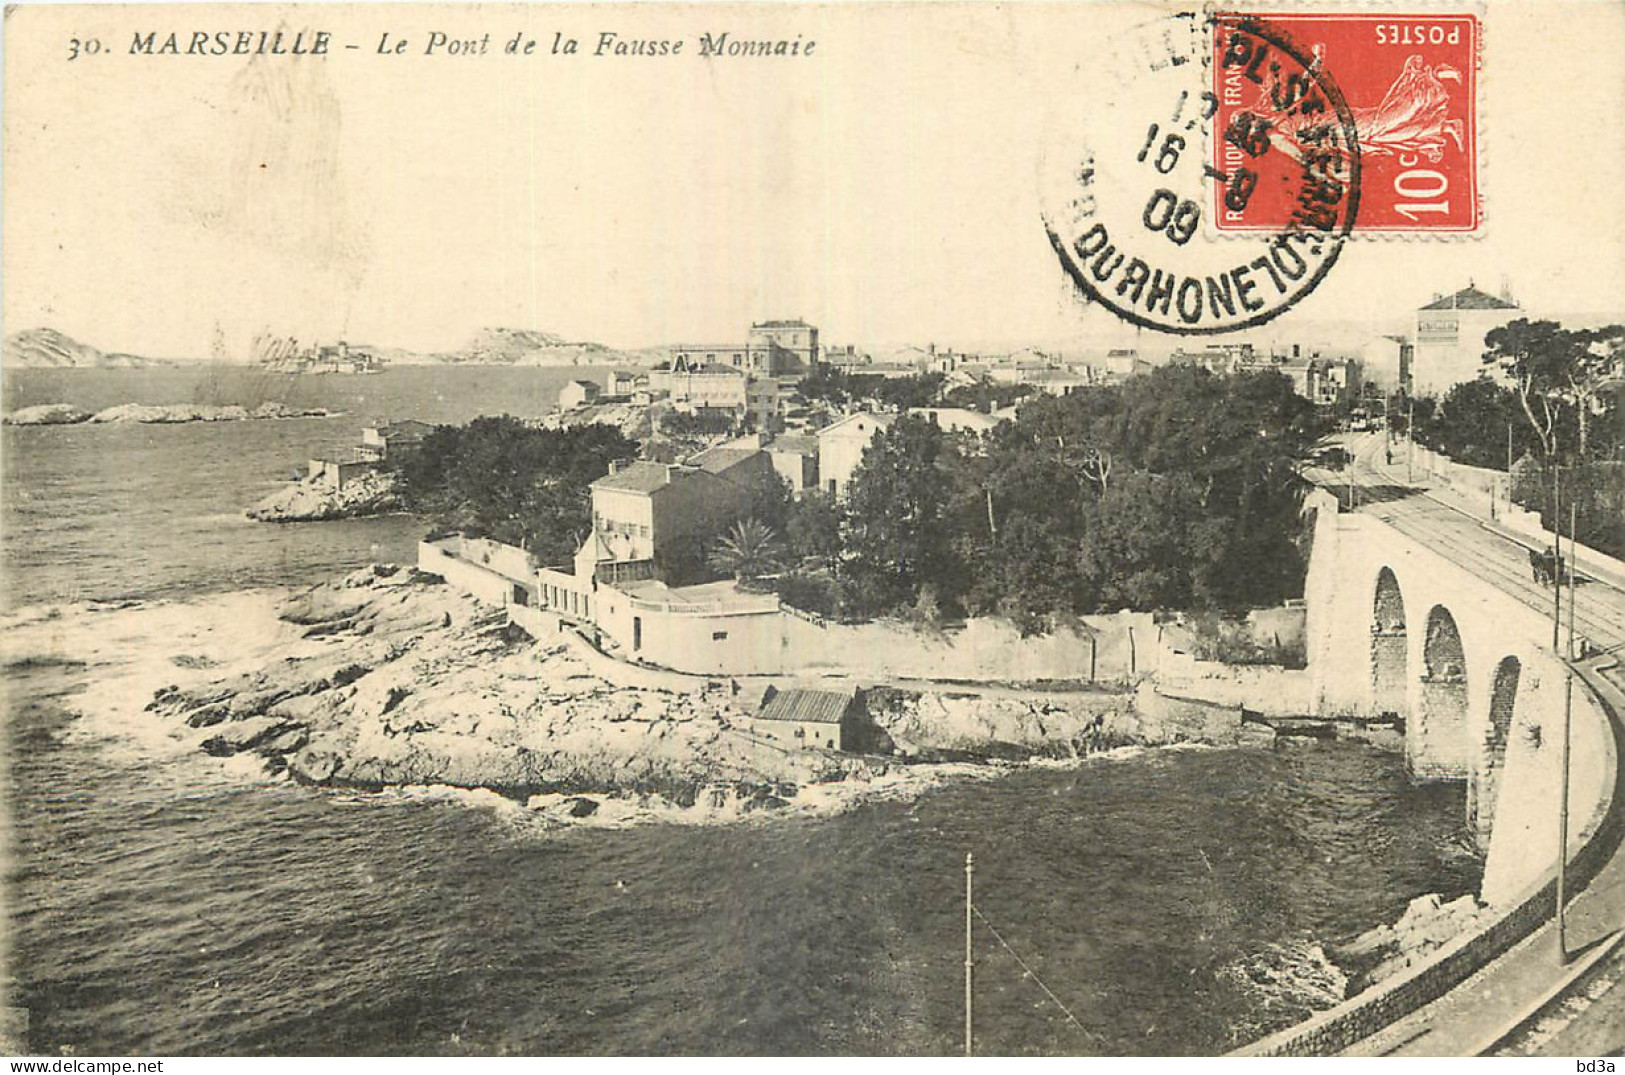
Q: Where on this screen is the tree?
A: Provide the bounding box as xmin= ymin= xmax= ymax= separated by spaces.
xmin=707 ymin=518 xmax=786 ymax=582
xmin=396 ymin=416 xmax=639 ymax=563
xmin=741 ymin=470 xmax=795 ymax=537
xmin=1573 ymin=325 xmax=1625 ymax=458
xmin=1483 ymin=319 xmax=1575 ymax=459
xmin=1078 ymin=470 xmax=1211 ymax=610
xmin=786 ymin=490 xmax=843 ymax=568
xmin=841 ymin=416 xmax=960 ymax=615
xmin=1423 ymin=378 xmax=1540 ymax=470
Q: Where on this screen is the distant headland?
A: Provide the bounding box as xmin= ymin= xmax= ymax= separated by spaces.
xmin=3 ymin=326 xmax=666 ymax=371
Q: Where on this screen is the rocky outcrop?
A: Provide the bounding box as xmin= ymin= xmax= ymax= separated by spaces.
xmin=1329 ymin=891 xmax=1488 ymax=993
xmin=542 ymin=401 xmax=653 ymax=440
xmin=4 ymin=401 xmax=330 ymax=426
xmin=146 ymin=565 xmax=877 ymax=804
xmin=864 ymin=686 xmax=1143 ymax=761
xmin=3 ymin=404 xmax=95 ymax=426
xmin=144 ymin=565 xmax=1299 ymax=815
xmin=247 ymin=470 xmax=402 ymax=523
xmin=89 ymin=401 xmax=328 ymax=423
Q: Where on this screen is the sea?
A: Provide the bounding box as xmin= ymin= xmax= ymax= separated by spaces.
xmin=0 ymin=366 xmax=1481 ymax=1056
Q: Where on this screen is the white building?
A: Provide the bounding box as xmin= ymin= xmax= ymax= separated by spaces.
xmin=559 ymin=380 xmax=601 ymax=410
xmin=1413 ymin=284 xmax=1521 ymax=398
xmin=816 ymin=412 xmax=895 ymax=499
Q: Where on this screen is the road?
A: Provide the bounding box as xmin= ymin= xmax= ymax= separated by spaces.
xmin=1313 ymin=433 xmax=1625 ymax=656
xmin=1306 ymin=433 xmax=1625 ymax=1056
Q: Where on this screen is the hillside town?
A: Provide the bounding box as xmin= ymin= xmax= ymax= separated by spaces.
xmin=348 ymin=288 xmax=1619 ymax=711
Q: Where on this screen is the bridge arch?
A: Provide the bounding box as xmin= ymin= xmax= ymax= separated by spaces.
xmin=1412 ymin=604 xmax=1471 ymax=780
xmin=1371 ymin=567 xmax=1408 ymax=719
xmin=1469 ymin=656 xmax=1521 ymax=849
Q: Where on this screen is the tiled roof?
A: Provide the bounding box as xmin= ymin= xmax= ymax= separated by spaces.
xmin=768 ymin=434 xmax=819 ymax=455
xmin=374 ymin=420 xmax=436 ymax=437
xmin=817 ymin=411 xmax=897 ymax=438
xmin=752 ymin=319 xmax=813 ymax=329
xmin=1419 ymin=286 xmax=1520 ymax=311
xmin=758 ymin=688 xmax=855 ymax=725
xmin=592 ymin=461 xmax=673 ymax=494
xmin=685 ymin=445 xmax=762 ymax=476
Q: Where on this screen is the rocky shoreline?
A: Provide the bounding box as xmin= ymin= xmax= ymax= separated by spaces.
xmin=4 ymin=401 xmax=331 ymax=426
xmin=137 ymin=563 xmax=1248 ymax=818
xmin=246 ymin=471 xmax=403 ymax=523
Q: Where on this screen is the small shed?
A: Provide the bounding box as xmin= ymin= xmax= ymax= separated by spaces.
xmin=361 ymin=419 xmax=436 ymax=461
xmin=560 ymin=380 xmax=602 ymax=410
xmin=749 ymin=687 xmax=859 ymax=751
xmin=308 ymin=449 xmax=380 ymax=490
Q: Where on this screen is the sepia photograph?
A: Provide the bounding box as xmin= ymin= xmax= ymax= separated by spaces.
xmin=2 ymin=0 xmax=1623 ymax=1058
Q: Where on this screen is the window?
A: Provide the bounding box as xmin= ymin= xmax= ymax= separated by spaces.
xmin=712 ymin=631 xmax=728 ymax=641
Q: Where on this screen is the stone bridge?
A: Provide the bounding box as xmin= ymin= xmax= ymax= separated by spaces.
xmin=1235 ymin=485 xmax=1625 ymax=1056
xmin=1301 ymin=486 xmax=1616 ymax=909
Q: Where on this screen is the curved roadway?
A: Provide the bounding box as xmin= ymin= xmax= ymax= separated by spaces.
xmin=1306 ymin=433 xmax=1625 ymax=1055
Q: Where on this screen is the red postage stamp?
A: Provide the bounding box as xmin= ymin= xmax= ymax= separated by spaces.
xmin=1211 ymin=12 xmax=1481 ymax=234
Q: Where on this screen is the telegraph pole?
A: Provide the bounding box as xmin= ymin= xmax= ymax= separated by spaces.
xmin=1406 ymin=399 xmax=1415 ymax=484
xmin=962 ymin=857 xmax=975 ymax=1058
xmin=1557 ymin=502 xmax=1578 ymax=965
xmin=1553 ymin=469 xmax=1562 ymax=653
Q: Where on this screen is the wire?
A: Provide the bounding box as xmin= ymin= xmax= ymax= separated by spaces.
xmin=971 ymin=903 xmax=1107 ymax=1045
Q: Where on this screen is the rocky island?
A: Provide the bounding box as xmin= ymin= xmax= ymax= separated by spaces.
xmin=246 ymin=470 xmax=403 ymax=523
xmin=4 ymin=401 xmax=330 ymax=425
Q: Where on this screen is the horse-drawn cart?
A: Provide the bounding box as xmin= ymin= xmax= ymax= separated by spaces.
xmin=1530 ymin=546 xmax=1569 ymax=587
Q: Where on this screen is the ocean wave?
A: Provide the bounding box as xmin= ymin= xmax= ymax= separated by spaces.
xmin=1218 ymin=935 xmax=1350 ymax=1044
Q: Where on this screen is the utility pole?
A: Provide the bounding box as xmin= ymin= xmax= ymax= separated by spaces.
xmin=955 ymin=857 xmax=968 ymax=1058
xmin=1406 ymin=399 xmax=1415 ymax=484
xmin=1553 ymin=469 xmax=1562 ymax=653
xmin=1557 ymin=502 xmax=1577 ymax=965
xmin=1506 ymin=424 xmax=1515 ymax=517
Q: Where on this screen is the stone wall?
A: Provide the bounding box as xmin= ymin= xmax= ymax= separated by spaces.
xmin=782 ymin=611 xmax=1155 ymax=683
xmin=1152 ymin=662 xmax=1312 ymax=717
xmin=417 ymin=540 xmax=523 ymax=607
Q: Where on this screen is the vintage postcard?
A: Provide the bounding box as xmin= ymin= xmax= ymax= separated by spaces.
xmin=3 ymin=0 xmax=1624 ymax=1060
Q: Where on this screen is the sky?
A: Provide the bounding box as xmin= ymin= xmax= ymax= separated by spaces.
xmin=5 ymin=1 xmax=1624 ymax=359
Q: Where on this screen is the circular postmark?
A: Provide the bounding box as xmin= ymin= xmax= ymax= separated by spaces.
xmin=1039 ymin=12 xmax=1362 ymax=335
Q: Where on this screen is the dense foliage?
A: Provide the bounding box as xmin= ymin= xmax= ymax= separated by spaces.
xmin=780 ymin=367 xmax=1323 ymax=631
xmin=796 ymin=367 xmax=946 ymax=410
xmin=1410 ymin=380 xmax=1550 ymax=470
xmin=658 ymin=409 xmax=738 ymax=437
xmin=1402 ymin=318 xmax=1625 ymax=556
xmin=396 ymin=416 xmax=638 ymax=564
xmin=941 ymin=380 xmax=1040 ymax=414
